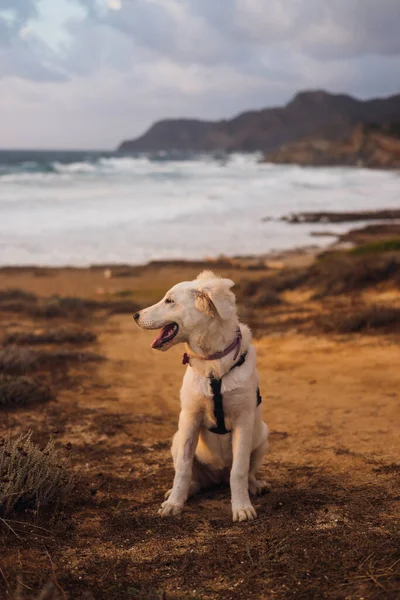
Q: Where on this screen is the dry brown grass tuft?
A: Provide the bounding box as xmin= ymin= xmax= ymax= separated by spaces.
xmin=45 ymin=350 xmax=104 ymax=364
xmin=104 ymin=299 xmax=140 ymax=314
xmin=0 ymin=346 xmax=104 ymax=376
xmin=306 ymin=253 xmax=400 ymax=297
xmin=0 ymin=347 xmax=40 ymax=374
xmin=0 ymin=374 xmax=52 ymax=407
xmin=317 ymin=305 xmax=400 ymax=334
xmin=0 ymin=289 xmax=37 ymax=303
xmin=0 ymin=431 xmax=74 ymax=515
xmin=237 ymin=278 xmax=282 ymax=307
xmin=3 ymin=327 xmax=96 ymax=346
xmin=0 ymin=290 xmax=139 ymax=319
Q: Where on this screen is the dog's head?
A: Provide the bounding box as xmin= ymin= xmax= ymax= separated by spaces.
xmin=133 ymin=270 xmax=237 ymax=351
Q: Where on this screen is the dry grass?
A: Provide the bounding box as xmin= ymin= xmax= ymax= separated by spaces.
xmin=317 ymin=305 xmax=400 ymax=334
xmin=3 ymin=328 xmax=96 ymax=346
xmin=0 ymin=431 xmax=74 ymax=515
xmin=46 ymin=350 xmax=104 ymax=364
xmin=0 ymin=346 xmax=104 ymax=376
xmin=237 ymin=279 xmax=282 ymax=307
xmin=0 ymin=291 xmax=139 ymax=319
xmin=11 ymin=580 xmax=60 ymax=600
xmin=305 ymin=253 xmax=400 ymax=297
xmin=0 ymin=374 xmax=52 ymax=408
xmin=0 ymin=347 xmax=40 ymax=374
xmin=0 ymin=289 xmax=37 ymax=303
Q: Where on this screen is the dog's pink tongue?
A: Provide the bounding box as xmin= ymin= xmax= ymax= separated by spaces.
xmin=151 ymin=324 xmax=173 ymax=348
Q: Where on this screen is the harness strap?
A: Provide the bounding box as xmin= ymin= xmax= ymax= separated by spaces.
xmin=208 ymin=352 xmax=263 ymax=435
xmin=208 ymin=378 xmax=230 ymax=435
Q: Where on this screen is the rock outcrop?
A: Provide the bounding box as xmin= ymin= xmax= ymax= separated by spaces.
xmin=117 ymin=90 xmax=400 ymax=153
xmin=264 ymin=123 xmax=400 ymax=168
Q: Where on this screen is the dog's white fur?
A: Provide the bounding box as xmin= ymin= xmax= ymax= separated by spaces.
xmin=135 ymin=270 xmax=269 ymax=522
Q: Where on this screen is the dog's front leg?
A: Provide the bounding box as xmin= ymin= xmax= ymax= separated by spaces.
xmin=159 ymin=410 xmax=201 ymax=518
xmin=231 ymin=415 xmax=256 ymax=522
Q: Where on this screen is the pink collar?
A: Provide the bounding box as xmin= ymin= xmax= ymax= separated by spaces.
xmin=182 ymin=328 xmax=242 ymax=366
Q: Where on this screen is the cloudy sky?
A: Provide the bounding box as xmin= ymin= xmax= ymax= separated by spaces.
xmin=1 ymin=0 xmax=399 ymax=149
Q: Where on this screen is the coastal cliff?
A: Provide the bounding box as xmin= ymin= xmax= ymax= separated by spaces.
xmin=263 ymin=123 xmax=400 ymax=168
xmin=118 ymin=90 xmax=400 ymax=153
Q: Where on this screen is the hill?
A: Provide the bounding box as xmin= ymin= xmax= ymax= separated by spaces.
xmin=117 ymin=90 xmax=400 ymax=153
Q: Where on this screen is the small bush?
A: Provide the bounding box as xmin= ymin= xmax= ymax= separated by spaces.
xmin=4 ymin=328 xmax=96 ymax=346
xmin=0 ymin=431 xmax=73 ymax=515
xmin=0 ymin=374 xmax=52 ymax=407
xmin=0 ymin=347 xmax=40 ymax=374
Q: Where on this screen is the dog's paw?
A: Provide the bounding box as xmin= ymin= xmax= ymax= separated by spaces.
xmin=158 ymin=500 xmax=183 ymax=518
xmin=232 ymin=504 xmax=257 ymax=522
xmin=249 ymin=479 xmax=270 ymax=496
xmin=164 ymin=488 xmax=172 ymax=500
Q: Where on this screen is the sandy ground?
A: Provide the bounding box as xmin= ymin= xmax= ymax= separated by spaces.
xmin=0 ymin=262 xmax=399 ymax=600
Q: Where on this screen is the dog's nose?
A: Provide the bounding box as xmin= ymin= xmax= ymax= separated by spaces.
xmin=133 ymin=312 xmax=140 ymax=322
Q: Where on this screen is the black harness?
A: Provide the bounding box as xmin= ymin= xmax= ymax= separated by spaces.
xmin=208 ymin=352 xmax=262 ymax=435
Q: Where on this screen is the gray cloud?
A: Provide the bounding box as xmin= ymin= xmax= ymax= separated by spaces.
xmin=0 ymin=0 xmax=399 ymax=148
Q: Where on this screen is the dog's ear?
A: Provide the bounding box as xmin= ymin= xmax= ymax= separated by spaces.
xmin=195 ymin=277 xmax=236 ymax=320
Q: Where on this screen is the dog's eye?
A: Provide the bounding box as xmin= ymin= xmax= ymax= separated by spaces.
xmin=165 ymin=298 xmax=174 ymax=304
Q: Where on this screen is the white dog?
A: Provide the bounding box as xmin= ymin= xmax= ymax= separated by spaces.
xmin=133 ymin=270 xmax=269 ymax=522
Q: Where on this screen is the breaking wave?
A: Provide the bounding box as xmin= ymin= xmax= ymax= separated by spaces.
xmin=0 ymin=149 xmax=399 ymax=266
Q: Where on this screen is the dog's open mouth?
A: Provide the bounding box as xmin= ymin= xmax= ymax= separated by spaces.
xmin=152 ymin=322 xmax=179 ymax=349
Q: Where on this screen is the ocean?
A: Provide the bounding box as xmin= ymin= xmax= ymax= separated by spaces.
xmin=0 ymin=149 xmax=399 ymax=267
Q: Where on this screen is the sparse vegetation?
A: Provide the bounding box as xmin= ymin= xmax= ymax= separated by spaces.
xmin=0 ymin=346 xmax=104 ymax=376
xmin=350 ymin=238 xmax=400 ymax=254
xmin=0 ymin=374 xmax=52 ymax=407
xmin=0 ymin=431 xmax=74 ymax=515
xmin=0 ymin=291 xmax=139 ymax=318
xmin=104 ymin=299 xmax=140 ymax=314
xmin=47 ymin=350 xmax=104 ymax=364
xmin=303 ymin=253 xmax=400 ymax=297
xmin=3 ymin=327 xmax=96 ymax=346
xmin=0 ymin=289 xmax=37 ymax=303
xmin=0 ymin=347 xmax=40 ymax=374
xmin=237 ymin=279 xmax=282 ymax=307
xmin=317 ymin=305 xmax=400 ymax=334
